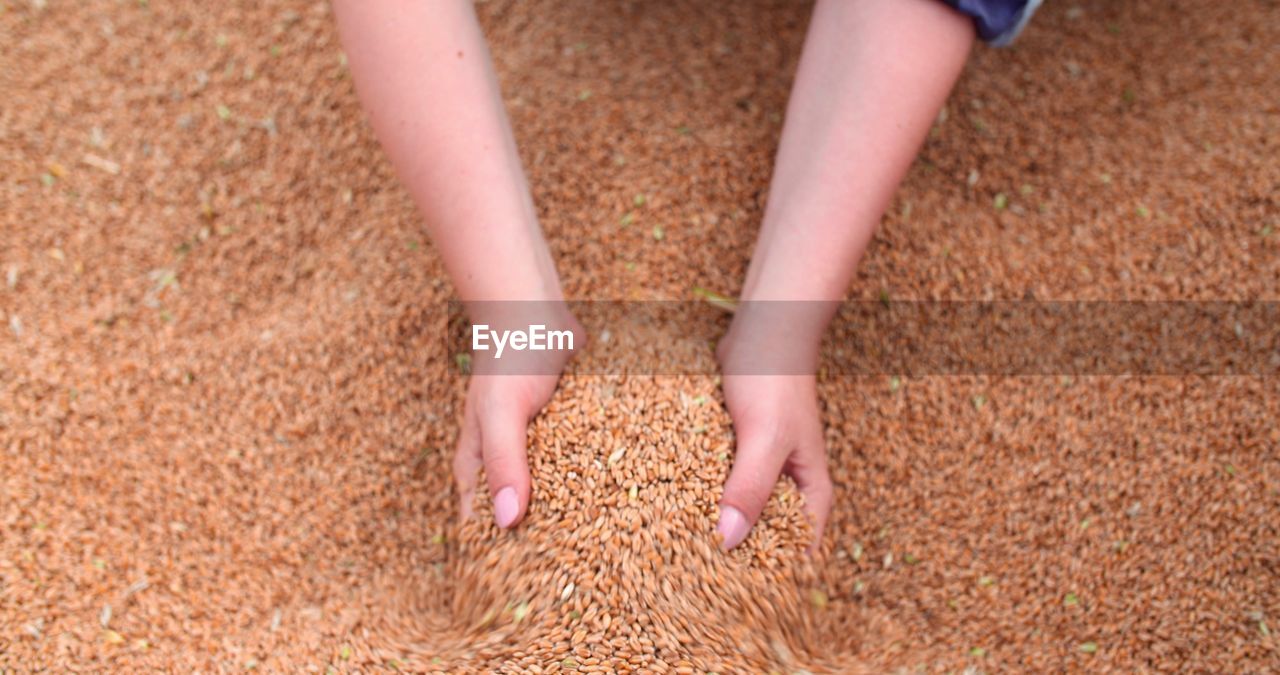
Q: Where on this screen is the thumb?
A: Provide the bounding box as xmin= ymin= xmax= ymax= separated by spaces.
xmin=718 ymin=428 xmax=788 ymax=550
xmin=479 ymin=403 xmax=533 ymax=529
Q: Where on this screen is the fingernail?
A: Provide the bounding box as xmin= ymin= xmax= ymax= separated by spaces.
xmin=717 ymin=505 xmax=750 ymax=550
xmin=493 ymin=486 xmax=519 ymax=529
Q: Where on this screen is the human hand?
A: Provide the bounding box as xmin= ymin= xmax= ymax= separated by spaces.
xmin=700 ymin=0 xmax=972 ymax=558
xmin=453 ymin=310 xmax=582 ymax=528
xmin=453 ymin=373 xmax=561 ymax=528
xmin=716 ymin=336 xmax=832 ymax=553
xmin=711 ymin=306 xmax=839 ymax=555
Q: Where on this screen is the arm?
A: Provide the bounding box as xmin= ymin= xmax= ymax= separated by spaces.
xmin=333 ymin=0 xmax=561 ymax=302
xmin=334 ymin=0 xmax=576 ymax=529
xmin=717 ymin=0 xmax=974 ymax=551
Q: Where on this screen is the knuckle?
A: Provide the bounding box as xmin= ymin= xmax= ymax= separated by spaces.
xmin=735 ymin=418 xmax=787 ymax=454
xmin=811 ymin=474 xmax=834 ymax=502
xmin=726 ymin=464 xmax=779 ymax=504
xmin=482 ymin=442 xmax=527 ymax=475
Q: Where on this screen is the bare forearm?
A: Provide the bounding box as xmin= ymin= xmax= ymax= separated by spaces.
xmin=741 ymin=0 xmax=973 ymax=310
xmin=333 ymin=0 xmax=562 ymax=302
xmin=715 ymin=0 xmax=974 ymax=550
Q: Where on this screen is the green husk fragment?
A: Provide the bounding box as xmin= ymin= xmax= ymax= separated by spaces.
xmin=691 ymin=286 xmax=738 ymax=313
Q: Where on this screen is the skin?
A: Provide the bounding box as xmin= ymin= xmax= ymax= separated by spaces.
xmin=333 ymin=0 xmax=576 ymax=528
xmin=333 ymin=0 xmax=974 ymax=548
xmin=717 ymin=0 xmax=974 ymax=550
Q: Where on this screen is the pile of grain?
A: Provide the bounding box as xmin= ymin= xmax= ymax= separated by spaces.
xmin=363 ymin=338 xmax=829 ymax=673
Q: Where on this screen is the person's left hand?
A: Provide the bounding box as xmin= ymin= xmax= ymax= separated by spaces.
xmin=716 ymin=371 xmax=833 ymax=553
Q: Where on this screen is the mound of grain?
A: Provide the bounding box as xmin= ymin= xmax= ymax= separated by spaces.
xmin=363 ymin=338 xmax=835 ymax=673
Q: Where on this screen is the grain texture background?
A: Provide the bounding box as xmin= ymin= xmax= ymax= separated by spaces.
xmin=1 ymin=0 xmax=1277 ymax=671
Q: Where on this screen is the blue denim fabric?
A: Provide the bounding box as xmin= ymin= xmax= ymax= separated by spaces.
xmin=942 ymin=0 xmax=1043 ymax=46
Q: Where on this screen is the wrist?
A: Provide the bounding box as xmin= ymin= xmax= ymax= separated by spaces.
xmin=450 ymin=242 xmax=565 ymax=304
xmin=717 ymin=302 xmax=831 ymax=376
xmin=465 ymin=299 xmax=582 ymax=376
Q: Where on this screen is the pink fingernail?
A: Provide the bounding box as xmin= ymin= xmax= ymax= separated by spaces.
xmin=717 ymin=505 xmax=750 ymax=550
xmin=493 ymin=487 xmax=519 ymax=529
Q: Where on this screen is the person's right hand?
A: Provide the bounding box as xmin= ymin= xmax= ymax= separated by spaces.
xmin=453 ymin=373 xmax=562 ymax=528
xmin=452 ymin=309 xmax=581 ymax=528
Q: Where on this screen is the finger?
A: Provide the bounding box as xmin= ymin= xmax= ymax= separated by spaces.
xmin=784 ymin=432 xmax=833 ymax=555
xmin=452 ymin=407 xmax=483 ymax=521
xmin=479 ymin=401 xmax=533 ymax=529
xmin=718 ymin=425 xmax=789 ymax=550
